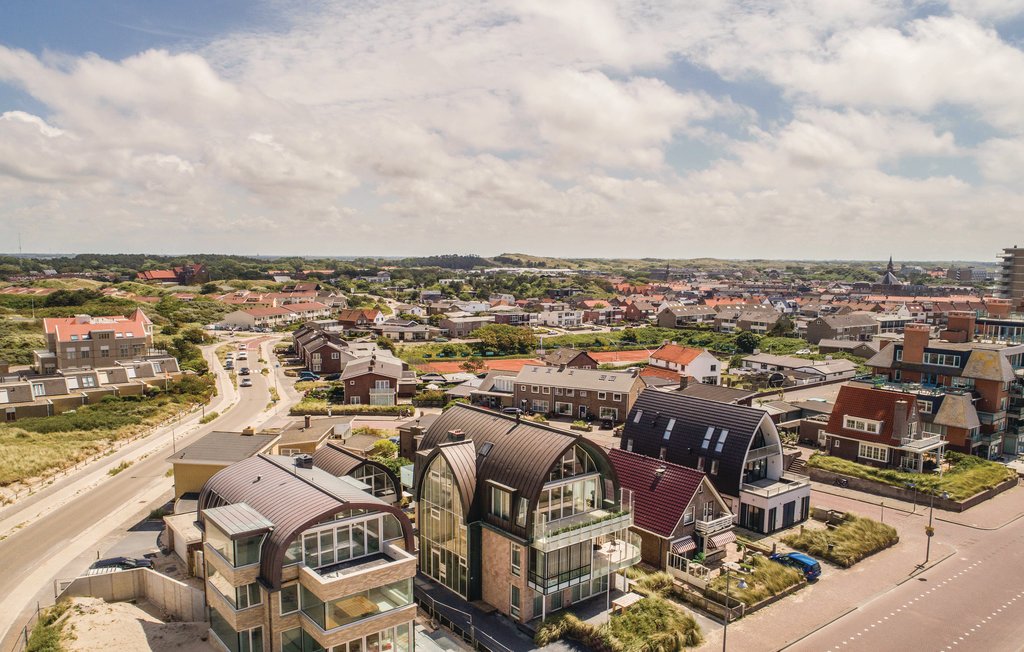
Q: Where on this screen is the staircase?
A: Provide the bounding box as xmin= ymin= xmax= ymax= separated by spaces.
xmin=787 ymin=457 xmax=807 ymax=475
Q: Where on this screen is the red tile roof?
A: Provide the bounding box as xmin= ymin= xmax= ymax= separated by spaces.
xmin=608 ymin=448 xmax=705 ymax=538
xmin=640 ymin=366 xmax=683 ymax=381
xmin=43 ymin=309 xmax=151 ymax=341
xmin=650 ymin=343 xmax=705 ymax=366
xmin=825 ymin=384 xmax=919 ymax=445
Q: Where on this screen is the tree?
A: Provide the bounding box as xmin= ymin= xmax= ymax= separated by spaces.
xmin=200 ymin=282 xmax=219 ymax=294
xmin=620 ymin=328 xmax=639 ymax=344
xmin=735 ymin=331 xmax=760 ymax=354
xmin=375 ymin=336 xmax=396 ymax=353
xmin=369 ymin=438 xmax=399 ymax=458
xmin=460 ymin=357 xmax=486 ymax=373
xmin=768 ymin=316 xmax=794 ymax=337
xmin=472 ymin=324 xmax=537 ymax=354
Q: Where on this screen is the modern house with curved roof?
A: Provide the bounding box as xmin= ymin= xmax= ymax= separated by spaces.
xmin=413 ymin=403 xmax=640 ymax=624
xmin=197 ymin=453 xmax=416 ymax=652
xmin=620 ymin=390 xmax=810 ymax=535
xmin=313 ymin=441 xmax=402 ymax=504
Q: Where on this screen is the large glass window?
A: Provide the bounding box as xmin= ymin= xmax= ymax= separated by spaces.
xmin=419 ymin=456 xmax=469 ymax=597
xmin=536 ymin=475 xmax=601 ymax=525
xmin=353 ymin=465 xmax=397 ymax=500
xmin=490 ymin=487 xmax=511 ymax=520
xmin=209 ymin=608 xmax=263 ymax=652
xmin=299 ymin=578 xmax=412 ymax=632
xmin=529 ymin=542 xmax=592 ymax=592
xmin=300 ymin=515 xmax=386 ymax=570
xmin=280 ymin=585 xmax=299 ymax=615
xmin=205 ymin=519 xmax=264 ymax=568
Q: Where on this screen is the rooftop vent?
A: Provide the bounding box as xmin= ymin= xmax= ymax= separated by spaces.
xmin=655 ymin=466 xmax=666 ymax=476
xmin=294 ymin=454 xmax=313 ymax=469
xmin=447 ymin=429 xmax=466 ymax=442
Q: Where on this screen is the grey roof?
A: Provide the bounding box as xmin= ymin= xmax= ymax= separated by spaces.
xmin=819 ymin=312 xmax=880 ymax=328
xmin=312 ymin=442 xmax=401 ymax=494
xmin=933 ymin=393 xmax=981 ymax=430
xmin=273 ymin=416 xmax=352 ymax=446
xmin=203 ymin=502 xmax=275 ymax=538
xmin=540 ymin=348 xmax=596 ymax=366
xmin=676 ymin=383 xmax=757 ymax=404
xmin=514 ymin=364 xmax=639 ymax=393
xmin=620 ymin=390 xmax=771 ymax=497
xmin=816 ymin=339 xmax=880 ymax=354
xmin=167 ymin=431 xmax=278 ymax=464
xmin=341 ymin=356 xmax=404 ymax=380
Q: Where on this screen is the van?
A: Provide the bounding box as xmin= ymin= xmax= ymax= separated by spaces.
xmin=770 ymin=552 xmax=821 ymax=580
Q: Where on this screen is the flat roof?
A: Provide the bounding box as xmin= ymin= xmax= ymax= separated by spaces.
xmin=204 ymin=502 xmax=275 ymax=538
xmin=167 ymin=430 xmax=278 ymax=464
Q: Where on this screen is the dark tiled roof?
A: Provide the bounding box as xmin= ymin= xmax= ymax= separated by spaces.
xmin=825 ymin=384 xmax=917 ymax=445
xmin=619 ymin=390 xmax=769 ymax=496
xmin=677 ymin=383 xmax=757 ymax=404
xmin=608 ymin=449 xmax=704 ymax=538
xmin=167 ymin=431 xmax=278 ymax=464
xmin=540 ymin=349 xmax=596 ymax=366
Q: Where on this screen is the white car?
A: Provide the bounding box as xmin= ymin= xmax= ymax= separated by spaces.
xmin=795 ymin=348 xmax=812 ymax=355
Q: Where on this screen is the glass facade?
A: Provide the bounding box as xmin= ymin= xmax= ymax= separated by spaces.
xmin=302 ymin=515 xmax=383 ymax=570
xmin=281 ymin=623 xmax=413 ymax=652
xmin=418 ymin=456 xmax=469 ymax=597
xmin=206 ymin=519 xmax=264 ymax=567
xmin=528 ymin=541 xmax=591 ymax=592
xmin=299 ymin=578 xmax=412 ymax=632
xmin=352 ymin=465 xmax=397 ymax=501
xmin=209 ymin=608 xmax=263 ymax=652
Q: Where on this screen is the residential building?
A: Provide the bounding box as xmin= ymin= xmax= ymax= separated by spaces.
xmin=337 ymin=309 xmax=385 ymax=330
xmin=198 ymin=454 xmax=416 ymax=652
xmin=996 ymin=246 xmax=1024 ymax=310
xmin=866 ymin=321 xmax=1021 ymax=458
xmin=340 ymin=356 xmax=416 ymax=406
xmin=136 ymin=263 xmax=209 ymax=285
xmin=167 ymin=429 xmax=280 ymax=503
xmin=413 ymin=404 xmax=640 ymax=624
xmin=438 ymin=315 xmax=495 ymax=338
xmin=221 ymin=307 xmax=296 ymax=330
xmin=608 ymin=448 xmax=734 ymax=571
xmin=822 ymin=384 xmax=946 ymax=472
xmin=656 ymin=305 xmax=717 ymax=328
xmin=371 ymin=320 xmax=443 ymax=342
xmin=619 ymin=391 xmax=811 ymax=534
xmin=740 ymin=353 xmax=857 ymax=382
xmin=489 ymin=307 xmax=538 ymax=327
xmin=817 ymin=339 xmax=880 ymax=359
xmin=539 ymin=349 xmax=599 ymax=370
xmin=36 ymin=309 xmax=154 ymax=373
xmin=806 ymin=312 xmax=881 ymax=344
xmin=512 ymin=365 xmax=643 ymax=422
xmin=648 ymin=344 xmax=720 ymax=385
xmin=536 ymin=309 xmax=583 ymax=328
xmin=714 ymin=307 xmax=782 ymax=334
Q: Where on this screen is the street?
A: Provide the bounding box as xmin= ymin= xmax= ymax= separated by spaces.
xmin=0 ymin=336 xmax=287 ymax=648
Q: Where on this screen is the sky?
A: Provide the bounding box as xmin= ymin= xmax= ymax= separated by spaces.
xmin=2 ymin=1 xmax=1024 ymax=261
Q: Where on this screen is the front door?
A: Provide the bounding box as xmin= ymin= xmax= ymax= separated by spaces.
xmin=767 ymin=507 xmax=777 ymax=533
xmin=579 ymin=405 xmax=587 ymax=419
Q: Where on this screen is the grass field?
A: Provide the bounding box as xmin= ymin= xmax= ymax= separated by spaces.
xmin=808 ymin=451 xmax=1016 ymax=501
xmin=0 ymin=319 xmax=46 ymax=365
xmin=783 ymin=513 xmax=899 ymax=567
xmin=708 ymin=554 xmax=804 ymax=606
xmin=0 ymin=377 xmax=214 ymax=486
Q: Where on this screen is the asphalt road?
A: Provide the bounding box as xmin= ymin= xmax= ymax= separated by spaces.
xmin=0 ymin=339 xmax=276 ymax=647
xmin=786 ymin=508 xmax=1024 ymax=652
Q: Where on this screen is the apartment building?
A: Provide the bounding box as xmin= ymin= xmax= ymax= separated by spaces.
xmin=340 ymin=356 xmax=417 ymax=406
xmin=648 ymin=344 xmax=720 ymax=385
xmin=512 ymin=365 xmax=643 ymax=422
xmin=656 ymin=305 xmax=717 ymax=328
xmin=35 ymin=309 xmax=154 ymax=373
xmin=866 ymin=321 xmax=1022 ymax=458
xmin=413 ymin=404 xmax=640 ymax=624
xmin=536 ymin=309 xmax=583 ymax=328
xmin=996 ymin=246 xmax=1024 ymax=310
xmin=198 ymin=453 xmax=417 ymax=652
xmin=620 ymin=391 xmax=810 ymax=535
xmin=438 ymin=315 xmax=495 ymax=338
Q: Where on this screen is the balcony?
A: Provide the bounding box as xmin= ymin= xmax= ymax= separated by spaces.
xmin=300 ymin=541 xmax=416 ymax=602
xmin=694 ymin=514 xmax=734 ymax=535
xmin=527 ymin=531 xmax=641 ymax=594
xmin=898 ymin=434 xmax=945 ymax=451
xmin=745 ymin=445 xmax=778 ymax=462
xmin=978 ymin=411 xmax=1007 ymax=426
xmin=741 ymin=472 xmax=811 ymax=499
xmin=531 ymin=507 xmax=633 ymax=553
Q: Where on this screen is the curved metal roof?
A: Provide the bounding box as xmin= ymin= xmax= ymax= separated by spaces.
xmin=198 ymin=455 xmax=415 ymax=589
xmin=312 ymin=441 xmax=402 ymax=496
xmin=416 ymin=404 xmax=617 ymax=538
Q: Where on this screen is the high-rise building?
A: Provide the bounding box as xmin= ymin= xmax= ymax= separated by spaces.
xmin=996 ymin=246 xmax=1024 ymax=310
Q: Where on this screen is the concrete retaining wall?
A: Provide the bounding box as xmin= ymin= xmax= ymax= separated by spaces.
xmin=809 ymin=467 xmax=1019 ymax=512
xmin=60 ymin=568 xmax=204 ymax=622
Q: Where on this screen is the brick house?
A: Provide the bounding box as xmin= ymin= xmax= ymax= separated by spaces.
xmin=648 ymin=344 xmax=720 ymax=385
xmin=340 ymin=356 xmax=416 ymax=406
xmin=512 ymin=365 xmax=643 ymax=422
xmin=539 ymin=349 xmax=599 ymax=369
xmin=438 ymin=315 xmax=495 ymax=338
xmin=136 ymin=263 xmax=209 ymax=285
xmin=337 ymin=308 xmax=385 ymax=330
xmin=656 ymin=305 xmax=717 ymax=328
xmin=806 ymin=312 xmax=881 ymax=344
xmin=36 ymin=309 xmax=154 ymax=373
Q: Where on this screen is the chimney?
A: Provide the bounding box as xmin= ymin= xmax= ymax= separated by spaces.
xmin=294 ymin=454 xmax=313 ymax=469
xmin=901 ymin=323 xmax=930 ymax=365
xmin=241 ymin=426 xmax=255 ymax=436
xmin=940 ymin=311 xmax=975 ymax=344
xmin=304 ymin=414 xmax=311 ymax=429
xmin=447 ymin=429 xmax=466 ymax=442
xmin=893 ymin=400 xmax=908 ymax=442
xmin=986 ymin=298 xmax=1012 ymax=318
xmin=678 ymin=374 xmax=689 ymax=390
xmin=0 ymin=360 xmax=8 ymax=375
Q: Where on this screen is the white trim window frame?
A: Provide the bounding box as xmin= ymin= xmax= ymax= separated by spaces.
xmin=858 ymin=442 xmax=889 ymax=463
xmin=844 ymin=416 xmax=881 ymax=434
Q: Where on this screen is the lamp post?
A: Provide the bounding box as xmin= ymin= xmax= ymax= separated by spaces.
xmin=906 ymin=482 xmax=918 ymax=514
xmin=925 ymin=490 xmax=949 ymax=565
xmin=722 ymin=562 xmax=740 ymax=651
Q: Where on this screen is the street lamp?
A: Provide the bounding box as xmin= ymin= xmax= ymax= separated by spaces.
xmin=924 ymin=490 xmax=949 ymax=565
xmin=722 ymin=562 xmax=740 ymax=651
xmin=906 ymin=482 xmax=918 ymax=514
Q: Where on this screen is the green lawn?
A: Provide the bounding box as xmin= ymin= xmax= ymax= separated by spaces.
xmin=535 ymin=596 xmax=703 ymax=650
xmin=808 ymin=452 xmax=1016 ymax=501
xmin=0 ymin=319 xmax=46 ymax=365
xmin=783 ymin=514 xmax=899 ymax=567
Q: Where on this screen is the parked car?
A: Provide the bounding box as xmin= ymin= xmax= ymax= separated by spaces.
xmin=433 ymin=337 xmax=449 ymax=342
xmin=795 ymin=348 xmax=812 ymax=355
xmin=239 ymin=367 xmax=251 ymax=375
xmin=501 ymin=407 xmax=523 ymax=415
xmin=298 ymin=371 xmax=320 ymax=381
xmin=240 ymin=378 xmax=253 ymax=387
xmin=323 ymin=373 xmax=341 ymax=381
xmin=600 ymin=419 xmax=614 ymax=430
xmin=237 ymin=353 xmax=248 ymax=360
xmin=225 ymin=363 xmax=234 ymax=370
xmin=90 ymin=557 xmax=153 ymax=571
xmin=769 ymin=552 xmax=821 ymax=580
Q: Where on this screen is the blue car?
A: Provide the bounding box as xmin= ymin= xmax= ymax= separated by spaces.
xmin=769 ymin=552 xmax=821 ymax=580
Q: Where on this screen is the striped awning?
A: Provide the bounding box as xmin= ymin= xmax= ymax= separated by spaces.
xmin=707 ymin=530 xmax=737 ymax=549
xmin=670 ymin=536 xmax=696 ymax=555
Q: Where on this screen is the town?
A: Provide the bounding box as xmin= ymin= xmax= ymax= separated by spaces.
xmin=1 ymin=249 xmax=1022 ymax=651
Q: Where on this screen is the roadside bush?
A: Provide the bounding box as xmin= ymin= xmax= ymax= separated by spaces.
xmin=412 ymin=389 xmax=446 ymax=407
xmin=709 ymin=555 xmax=802 ymax=606
xmin=783 ymin=514 xmax=898 ymax=568
xmin=289 ymin=402 xmax=414 ymax=417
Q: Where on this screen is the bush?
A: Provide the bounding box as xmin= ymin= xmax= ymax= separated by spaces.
xmin=412 ymin=389 xmax=446 ymax=407
xmin=26 ymin=600 xmax=72 ymax=652
xmin=289 ymin=402 xmax=414 ymax=417
xmin=709 ymin=555 xmax=803 ymax=606
xmin=783 ymin=514 xmax=898 ymax=567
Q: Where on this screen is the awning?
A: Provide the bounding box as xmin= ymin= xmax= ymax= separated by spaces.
xmin=707 ymin=530 xmax=737 ymax=549
xmin=670 ymin=536 xmax=696 ymax=555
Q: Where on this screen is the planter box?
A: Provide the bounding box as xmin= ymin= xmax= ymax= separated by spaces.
xmin=809 ymin=467 xmax=1018 ymax=512
xmin=570 ymin=424 xmax=593 ymax=432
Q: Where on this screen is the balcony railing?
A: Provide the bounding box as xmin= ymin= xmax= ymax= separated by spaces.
xmin=741 ymin=472 xmax=810 ymax=498
xmin=899 ymin=434 xmax=945 ymax=449
xmin=745 ymin=445 xmax=778 ymax=462
xmin=978 ymin=411 xmax=1007 ymax=425
xmin=694 ymin=514 xmax=734 ymax=535
xmin=531 ymin=489 xmax=634 ymax=552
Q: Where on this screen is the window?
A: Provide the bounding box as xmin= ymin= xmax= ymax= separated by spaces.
xmin=714 ymin=429 xmax=729 ymax=453
xmin=510 ymin=585 xmax=521 ymax=618
xmin=532 ymin=400 xmax=549 ymax=413
xmin=532 ymin=385 xmax=539 ymax=393
xmin=612 ymin=393 xmax=622 ymax=402
xmin=511 ymin=544 xmax=521 ymax=577
xmin=331 ymin=352 xmax=340 ymax=359
xmin=555 ymin=387 xmax=563 ymax=396
xmin=844 ymin=417 xmax=881 ymax=434
xmin=895 ymin=348 xmax=903 ymax=361
xmin=565 ymin=389 xmax=574 ymax=397
xmin=280 ymin=585 xmax=299 ymax=614
xmin=858 ymin=443 xmax=888 ymax=462
xmin=633 ymin=410 xmax=644 ymax=424
xmin=520 ymin=385 xmax=527 ymax=391
xmin=917 ymin=400 xmax=932 ymax=414
xmin=710 ymin=459 xmax=720 ymax=476
xmin=31 ymin=383 xmax=45 ymax=398
xmin=659 ymin=446 xmax=667 ymax=460
xmin=580 ymin=391 xmax=587 ymax=397
xmin=662 ymin=418 xmax=676 ymax=440
xmin=516 ymin=497 xmax=528 ymax=528
xmin=625 ymin=438 xmax=633 ymax=452
xmin=598 ymin=392 xmax=607 ymax=400
xmin=542 ymin=386 xmax=550 ymax=394
xmin=683 ymin=505 xmax=694 ymax=525
xmin=696 ymin=456 xmax=705 ymax=472
xmin=710 ymin=364 xmax=717 ymax=371
xmin=701 ymin=426 xmax=714 ymax=449
xmin=598 ymin=407 xmax=617 ymax=420
xmin=490 ymin=487 xmax=511 ymax=520
xmin=235 ymin=582 xmax=262 ymax=609
xmin=922 ymin=352 xmax=961 ymax=367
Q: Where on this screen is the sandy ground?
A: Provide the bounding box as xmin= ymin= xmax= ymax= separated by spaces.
xmin=62 ymin=597 xmax=212 ymax=652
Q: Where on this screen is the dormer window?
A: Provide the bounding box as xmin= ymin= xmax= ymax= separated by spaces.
xmin=701 ymin=426 xmax=714 ymax=450
xmin=662 ymin=418 xmax=676 ymax=441
xmin=844 ymin=417 xmax=881 ymax=434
